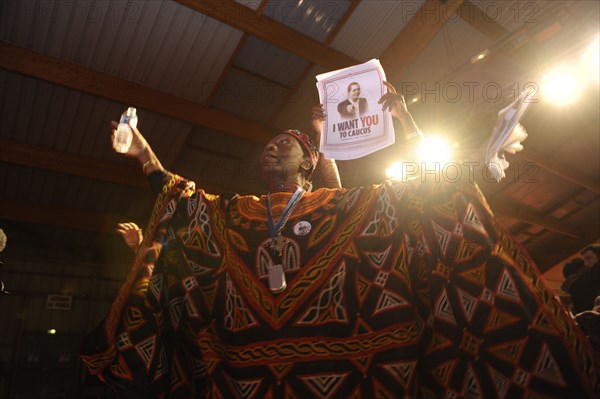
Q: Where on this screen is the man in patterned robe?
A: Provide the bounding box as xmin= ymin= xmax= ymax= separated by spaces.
xmin=81 ymin=91 xmax=599 ymax=398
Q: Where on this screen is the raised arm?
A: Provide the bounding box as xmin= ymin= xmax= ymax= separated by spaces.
xmin=311 ymin=105 xmax=342 ymax=189
xmin=378 ymin=82 xmax=424 ymax=161
xmin=110 ymin=121 xmax=164 ymax=176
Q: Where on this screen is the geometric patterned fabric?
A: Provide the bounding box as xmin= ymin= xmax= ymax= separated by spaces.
xmin=81 ymin=171 xmax=600 ymax=398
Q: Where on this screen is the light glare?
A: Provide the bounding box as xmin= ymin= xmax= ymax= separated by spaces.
xmin=47 ymin=328 xmax=56 ymax=335
xmin=582 ymin=35 xmax=599 ymax=82
xmin=417 ymin=136 xmax=452 ymax=164
xmin=385 ymin=162 xmax=419 ymax=181
xmin=541 ymin=68 xmax=581 ymax=105
xmin=385 ymin=163 xmax=402 ymax=179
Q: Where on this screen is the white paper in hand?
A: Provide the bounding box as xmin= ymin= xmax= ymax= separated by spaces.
xmin=316 ymin=59 xmax=395 ymax=160
xmin=485 ymin=87 xmax=535 ymax=181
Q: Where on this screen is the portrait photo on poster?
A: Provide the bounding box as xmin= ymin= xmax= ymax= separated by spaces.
xmin=316 ymin=59 xmax=395 ymax=160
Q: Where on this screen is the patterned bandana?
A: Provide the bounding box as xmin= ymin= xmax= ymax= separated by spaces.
xmin=283 ymin=129 xmax=319 ymax=170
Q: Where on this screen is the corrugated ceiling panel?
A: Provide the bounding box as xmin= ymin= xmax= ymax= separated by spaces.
xmin=12 ymin=76 xmax=38 ymax=144
xmin=132 ymin=109 xmax=193 ymax=167
xmin=401 ymin=17 xmax=493 ymax=86
xmin=101 ymin=1 xmax=166 ymax=78
xmin=0 ymin=162 xmax=145 ymax=218
xmin=271 ymin=64 xmax=328 ymax=132
xmin=330 ymin=0 xmax=425 ymax=61
xmin=467 ymin=0 xmax=573 ymax=33
xmin=0 ymin=0 xmax=243 ymax=104
xmin=565 ymin=0 xmax=600 ymax=28
xmin=1 ymin=163 xmax=21 ymax=199
xmin=542 ymin=119 xmax=600 ymax=180
xmin=499 ymin=166 xmax=575 ymax=211
xmin=186 ymin=125 xmax=255 ymax=159
xmin=563 ymin=199 xmax=600 ymax=227
xmin=172 ymin=148 xmax=251 ymax=194
xmin=211 ymin=69 xmax=287 ymax=124
xmin=235 ymin=0 xmax=261 ymax=11
xmin=0 ymin=70 xmax=192 ymax=166
xmin=0 ymin=70 xmax=25 ymax=141
xmin=234 ymin=36 xmax=310 ymax=86
xmin=264 ymin=0 xmax=351 ymax=42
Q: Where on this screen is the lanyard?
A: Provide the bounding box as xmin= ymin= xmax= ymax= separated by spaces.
xmin=266 ymin=187 xmax=305 ymax=256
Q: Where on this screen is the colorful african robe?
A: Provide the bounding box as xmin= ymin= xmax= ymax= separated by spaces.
xmin=82 ymin=171 xmax=599 ymax=398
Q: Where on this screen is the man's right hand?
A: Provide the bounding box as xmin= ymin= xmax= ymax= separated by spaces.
xmin=311 ymin=105 xmax=325 ymax=138
xmin=110 ymin=121 xmax=149 ymax=158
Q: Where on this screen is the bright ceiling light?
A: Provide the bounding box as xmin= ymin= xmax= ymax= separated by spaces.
xmin=471 ymin=49 xmax=490 ymax=64
xmin=540 ymin=67 xmax=582 ymax=105
xmin=417 ymin=136 xmax=453 ymax=165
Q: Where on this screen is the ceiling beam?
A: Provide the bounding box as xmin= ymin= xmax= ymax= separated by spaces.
xmin=230 ymin=64 xmax=292 ymax=90
xmin=0 ymin=143 xmax=583 ymax=239
xmin=535 ymin=219 xmax=600 ymax=273
xmin=174 ymin=0 xmax=359 ymax=70
xmin=0 ymin=138 xmax=147 ymax=189
xmin=204 ymin=0 xmax=271 ymax=107
xmin=458 ymin=0 xmax=509 ymax=40
xmin=517 ymin=151 xmax=600 ymax=195
xmin=488 ymin=197 xmax=581 ymax=239
xmin=0 ymin=199 xmax=126 ymax=234
xmin=267 ymin=0 xmax=362 ymax=125
xmin=0 ymin=42 xmax=276 ymax=144
xmin=380 ymin=0 xmax=465 ymax=84
xmin=0 ymin=138 xmax=231 ymax=193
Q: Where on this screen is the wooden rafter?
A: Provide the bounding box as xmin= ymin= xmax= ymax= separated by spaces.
xmin=0 ymin=138 xmax=147 ymax=189
xmin=267 ymin=0 xmax=362 ymax=125
xmin=0 ymin=199 xmax=125 ymax=234
xmin=0 ymin=41 xmax=275 ymax=144
xmin=174 ymin=0 xmax=358 ymax=70
xmin=458 ymin=0 xmax=509 ymax=40
xmin=0 ymin=135 xmax=580 ymax=239
xmin=488 ymin=197 xmax=581 ymax=239
xmin=0 ymin=138 xmax=230 ymax=193
xmin=203 ymin=0 xmax=271 ymax=106
xmin=380 ymin=0 xmax=466 ymax=84
xmin=517 ymin=151 xmax=600 ymax=195
xmin=535 ymin=219 xmax=600 ymax=272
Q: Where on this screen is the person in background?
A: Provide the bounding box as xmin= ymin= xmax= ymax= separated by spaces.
xmin=569 ymin=244 xmax=600 ymax=313
xmin=561 ymin=257 xmax=586 ymax=313
xmin=0 ymin=227 xmax=7 ymax=295
xmin=581 ymin=244 xmax=600 ymax=268
xmin=575 ymin=296 xmax=600 ymax=357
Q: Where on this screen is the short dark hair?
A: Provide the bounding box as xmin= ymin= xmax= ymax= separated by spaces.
xmin=580 ymin=244 xmax=600 ymax=258
xmin=347 ymin=82 xmax=360 ymax=92
xmin=563 ymin=257 xmax=585 ymax=278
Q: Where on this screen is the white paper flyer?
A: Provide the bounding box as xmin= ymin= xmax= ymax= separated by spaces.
xmin=316 ymin=59 xmax=395 ymax=160
xmin=485 ymin=87 xmax=534 ymax=181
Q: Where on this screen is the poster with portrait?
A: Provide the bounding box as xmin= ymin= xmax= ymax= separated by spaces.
xmin=316 ymin=59 xmax=395 ymax=160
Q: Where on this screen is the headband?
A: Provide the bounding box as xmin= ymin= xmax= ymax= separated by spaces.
xmin=282 ymin=130 xmax=319 ymax=170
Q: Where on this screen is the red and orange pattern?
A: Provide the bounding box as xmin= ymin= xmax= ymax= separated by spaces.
xmin=82 ymin=171 xmax=599 ymax=398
